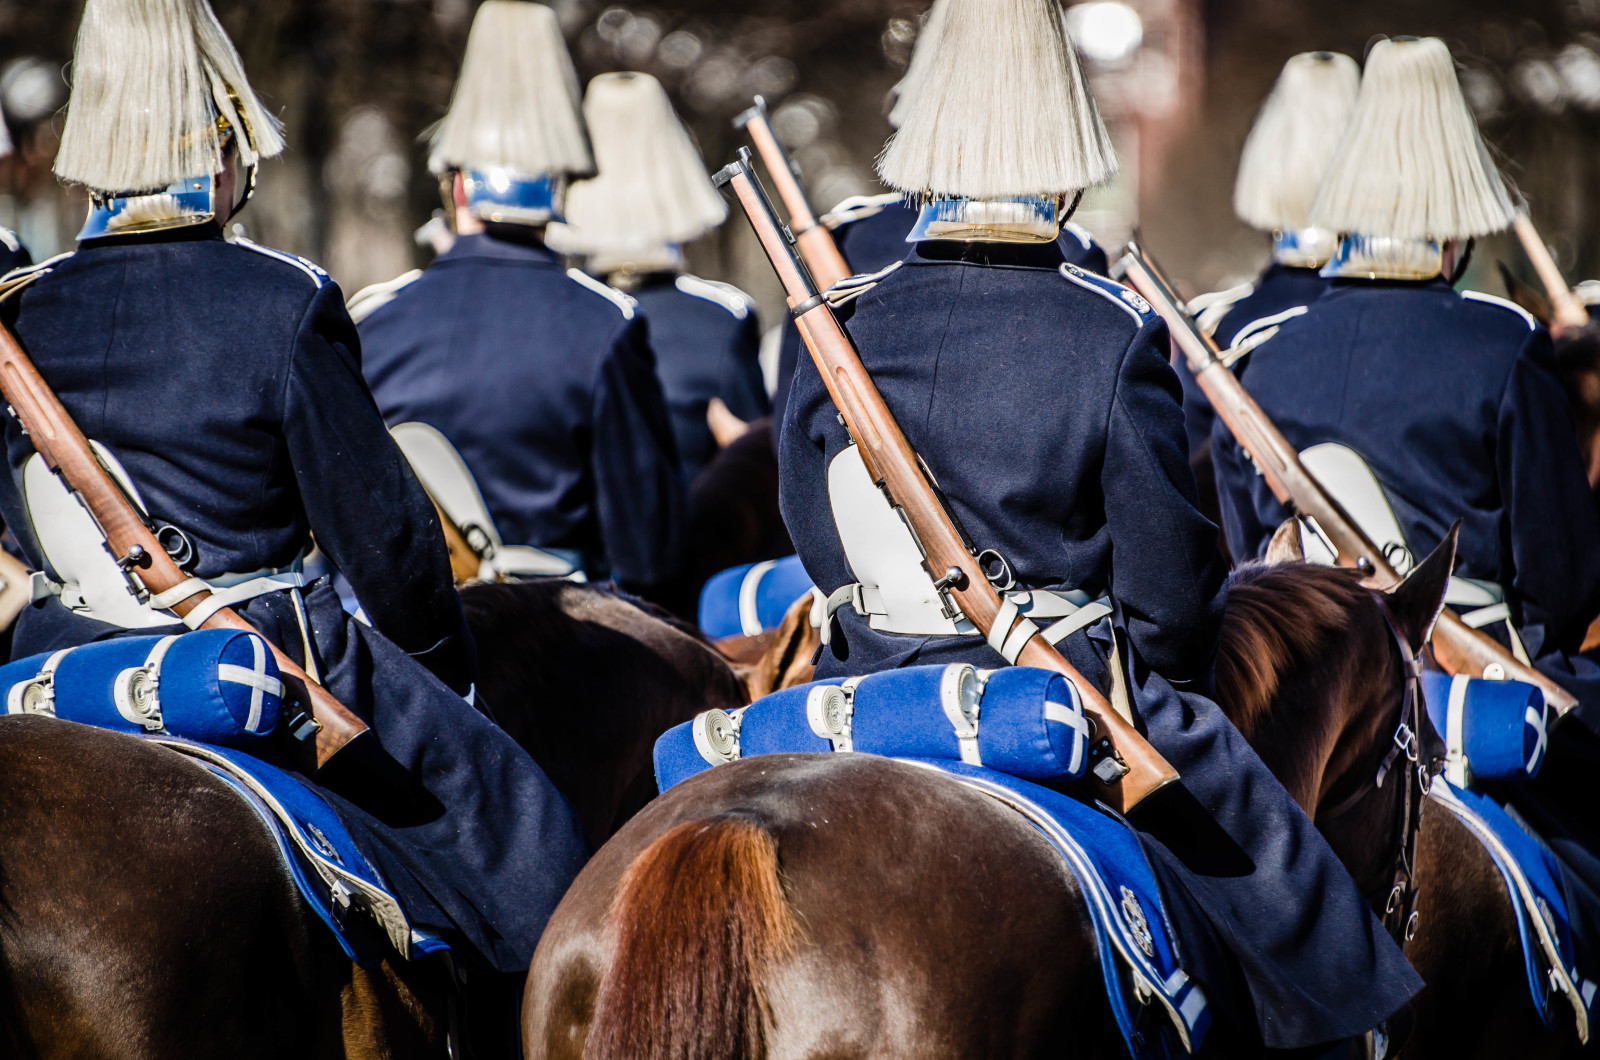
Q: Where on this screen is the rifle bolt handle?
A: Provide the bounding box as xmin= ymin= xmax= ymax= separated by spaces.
xmin=117 ymin=545 xmax=152 ymax=571
xmin=931 ymin=566 xmax=967 ymax=592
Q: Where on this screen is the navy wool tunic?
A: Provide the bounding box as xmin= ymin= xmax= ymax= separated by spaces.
xmin=1179 ymin=262 xmax=1331 ymax=460
xmin=359 ymin=232 xmax=685 ymax=596
xmin=771 ymin=207 xmax=1110 ymax=426
xmin=0 ymin=226 xmax=31 ymax=278
xmin=626 ymin=272 xmax=768 ymax=482
xmin=1210 ymin=278 xmax=1600 ymax=730
xmin=0 ymin=225 xmax=588 ymax=975
xmin=779 ymin=239 xmax=1420 ymax=1047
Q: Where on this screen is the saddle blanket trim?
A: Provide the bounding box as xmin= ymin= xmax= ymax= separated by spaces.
xmin=150 ymin=737 xmax=449 ymax=966
xmin=1429 ymin=780 xmax=1596 ymax=1041
xmin=901 ymin=758 xmax=1210 ymax=1057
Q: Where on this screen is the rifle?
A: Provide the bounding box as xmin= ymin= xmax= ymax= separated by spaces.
xmin=0 ymin=322 xmax=371 ymax=767
xmin=1511 ymin=212 xmax=1589 ymax=336
xmin=1115 ymin=242 xmax=1579 ymax=716
xmin=734 ymin=96 xmax=853 ymax=290
xmin=715 ymin=149 xmax=1179 ymax=810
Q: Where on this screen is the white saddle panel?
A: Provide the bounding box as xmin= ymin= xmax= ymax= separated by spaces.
xmin=22 ymin=444 xmax=169 ymax=629
xmin=1297 ymin=441 xmax=1505 ymax=615
xmin=390 ymin=422 xmax=505 ymax=552
xmin=828 ymin=443 xmax=962 ymax=635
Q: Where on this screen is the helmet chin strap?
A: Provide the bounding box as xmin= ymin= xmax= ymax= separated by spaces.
xmin=1448 ymin=238 xmax=1475 ymax=285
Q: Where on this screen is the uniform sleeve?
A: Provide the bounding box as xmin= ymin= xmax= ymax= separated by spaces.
xmin=1102 ymin=318 xmax=1230 ymax=684
xmin=1497 ymin=333 xmax=1600 ymax=725
xmin=1209 ymin=387 xmax=1293 ymax=562
xmin=591 ymin=316 xmax=687 ymax=595
xmin=282 ymin=283 xmax=477 ymax=694
xmin=719 ymin=312 xmax=771 ymax=422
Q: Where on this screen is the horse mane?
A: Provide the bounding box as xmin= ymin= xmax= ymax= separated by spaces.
xmin=1216 ymin=561 xmax=1373 ymax=738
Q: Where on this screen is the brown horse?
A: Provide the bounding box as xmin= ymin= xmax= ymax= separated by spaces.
xmin=1219 ymin=526 xmax=1572 ymax=1060
xmin=521 ymin=539 xmax=1467 ymax=1060
xmin=0 ymin=578 xmax=743 ymax=1059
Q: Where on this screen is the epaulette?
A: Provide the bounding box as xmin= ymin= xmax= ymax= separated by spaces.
xmin=1061 ymin=221 xmax=1097 ymax=252
xmin=674 ymin=274 xmax=753 ymax=320
xmin=567 ymin=268 xmax=637 ymax=320
xmin=821 ymin=192 xmax=904 ymax=231
xmin=1186 ymin=281 xmax=1254 ymax=338
xmin=233 ymin=237 xmax=330 ymax=290
xmin=1058 ymin=262 xmax=1153 ymax=326
xmin=1220 ymin=305 xmax=1309 ymax=366
xmin=347 ymin=270 xmax=424 ymax=324
xmin=1462 ymin=290 xmax=1538 ymax=332
xmin=0 ymin=227 xmax=22 ymax=254
xmin=824 ymin=260 xmax=902 ymax=307
xmin=0 ymin=251 xmax=73 ymax=304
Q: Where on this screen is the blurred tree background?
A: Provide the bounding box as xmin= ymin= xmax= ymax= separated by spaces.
xmin=0 ymin=0 xmax=1595 ymax=327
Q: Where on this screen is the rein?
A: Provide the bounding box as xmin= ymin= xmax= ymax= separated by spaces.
xmin=1316 ymin=597 xmax=1440 ymax=945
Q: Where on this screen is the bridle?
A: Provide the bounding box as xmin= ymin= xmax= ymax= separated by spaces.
xmin=1316 ymin=594 xmax=1441 ymax=946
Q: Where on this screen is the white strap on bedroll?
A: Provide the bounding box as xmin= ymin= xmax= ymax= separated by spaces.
xmin=6 ymin=647 xmax=70 ymax=717
xmin=941 ymin=664 xmax=985 ymax=764
xmin=390 ymin=422 xmax=580 ymax=581
xmin=112 ymin=634 xmax=180 ymax=731
xmin=1296 ymin=442 xmax=1525 ymax=664
xmin=219 ymin=632 xmax=285 ymax=734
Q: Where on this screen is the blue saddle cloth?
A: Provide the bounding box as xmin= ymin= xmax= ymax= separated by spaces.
xmin=150 ymin=736 xmax=450 ymax=968
xmin=655 ymin=664 xmax=1213 ymax=1059
xmin=698 ymin=555 xmax=813 ymax=638
xmin=1429 ymin=779 xmax=1597 ymax=1040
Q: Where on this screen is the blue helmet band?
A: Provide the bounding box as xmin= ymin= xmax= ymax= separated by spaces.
xmin=1320 ymin=234 xmax=1445 ymax=282
xmin=79 ymin=175 xmax=217 ymax=241
xmin=907 ymin=194 xmax=1065 ymax=244
xmin=461 ymin=169 xmax=565 ymax=226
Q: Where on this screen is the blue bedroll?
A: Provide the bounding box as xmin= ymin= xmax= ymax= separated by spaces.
xmin=698 ymin=554 xmax=814 ymax=638
xmin=0 ymin=629 xmax=281 ymax=745
xmin=654 ymin=663 xmax=1090 ymax=790
xmin=152 ymin=737 xmax=449 ymax=967
xmin=1420 ymin=671 xmax=1550 ymax=783
xmin=1429 ymin=780 xmax=1597 ymax=1040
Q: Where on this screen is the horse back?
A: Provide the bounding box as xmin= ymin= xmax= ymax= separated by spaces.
xmin=525 ymin=753 xmax=1120 ymax=1060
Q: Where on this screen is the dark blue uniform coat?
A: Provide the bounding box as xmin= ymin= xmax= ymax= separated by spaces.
xmin=1210 ymin=279 xmax=1600 ymax=730
xmin=1180 ymin=262 xmax=1330 ymax=459
xmin=772 ymin=204 xmax=1111 ymax=426
xmin=627 ymin=273 xmax=767 ymax=482
xmin=0 ymin=226 xmax=31 ymax=278
xmin=0 ymin=225 xmax=587 ymax=974
xmin=779 ymin=239 xmax=1421 ymax=1047
xmin=359 ymin=232 xmax=685 ymax=594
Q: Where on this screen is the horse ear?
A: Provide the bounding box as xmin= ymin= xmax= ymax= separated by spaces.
xmin=1386 ymin=522 xmax=1459 ymax=651
xmin=1263 ymin=519 xmax=1305 ymax=564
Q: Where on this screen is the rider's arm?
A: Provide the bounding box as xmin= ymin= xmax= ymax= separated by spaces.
xmin=1102 ymin=318 xmax=1230 ymax=687
xmin=591 ymin=316 xmax=687 ymax=597
xmin=283 ymin=283 xmax=477 ymax=694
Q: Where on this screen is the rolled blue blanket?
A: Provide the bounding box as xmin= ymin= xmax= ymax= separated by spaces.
xmin=0 ymin=629 xmax=283 ymax=746
xmin=698 ymin=555 xmax=814 ymax=639
xmin=654 ymin=663 xmax=1089 ymax=791
xmin=1421 ymin=670 xmax=1549 ymax=783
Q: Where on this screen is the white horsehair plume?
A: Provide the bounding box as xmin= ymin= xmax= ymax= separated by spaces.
xmin=427 ymin=0 xmax=593 ymax=178
xmin=1310 ymin=37 xmax=1515 ymax=241
xmin=886 ymin=0 xmax=952 ymax=130
xmin=54 ymin=0 xmax=283 ymax=193
xmin=1232 ymin=51 xmax=1360 ymax=232
xmin=878 ymin=0 xmax=1118 ymax=199
xmin=551 ymin=72 xmax=725 ymax=261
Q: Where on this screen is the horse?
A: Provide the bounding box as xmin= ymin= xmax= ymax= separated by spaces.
xmin=0 ymin=577 xmax=744 ymax=1059
xmin=1220 ymin=524 xmax=1569 ymax=1059
xmin=521 ymin=536 xmax=1464 ymax=1060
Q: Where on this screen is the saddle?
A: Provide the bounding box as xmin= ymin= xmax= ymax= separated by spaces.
xmin=655 ymin=664 xmax=1213 ymax=1059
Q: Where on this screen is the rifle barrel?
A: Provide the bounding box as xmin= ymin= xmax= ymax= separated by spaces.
xmin=1512 ymin=213 xmax=1590 ymax=333
xmin=735 ymin=100 xmax=853 ymax=289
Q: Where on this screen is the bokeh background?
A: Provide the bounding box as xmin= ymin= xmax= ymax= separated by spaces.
xmin=0 ymin=0 xmax=1595 ymax=330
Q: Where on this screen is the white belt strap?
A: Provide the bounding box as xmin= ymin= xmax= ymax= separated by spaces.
xmin=986 ymin=597 xmax=1041 ymax=665
xmin=1042 ymin=600 xmax=1113 ymax=645
xmin=179 ymin=572 xmax=305 ymax=630
xmin=1457 ymin=602 xmax=1531 ymax=666
xmin=147 ymin=577 xmax=210 ymax=612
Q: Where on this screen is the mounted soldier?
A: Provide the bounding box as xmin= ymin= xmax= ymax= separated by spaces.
xmin=1210 ymin=37 xmax=1600 ymax=735
xmin=356 ymin=1 xmax=686 ymax=606
xmin=777 ymin=0 xmax=1420 ymax=1049
xmin=550 ymin=72 xmax=766 ymax=484
xmin=1180 ymin=50 xmax=1360 ymax=464
xmin=0 ymin=0 xmax=586 ymax=1045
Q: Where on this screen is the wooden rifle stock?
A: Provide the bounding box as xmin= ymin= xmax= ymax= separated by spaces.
xmin=1512 ymin=212 xmax=1590 ymax=335
xmin=0 ymin=321 xmax=370 ymax=766
xmin=715 ymin=151 xmax=1179 ymax=810
xmin=1116 ymin=243 xmax=1579 ymax=716
xmin=734 ymin=97 xmax=853 ymax=290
